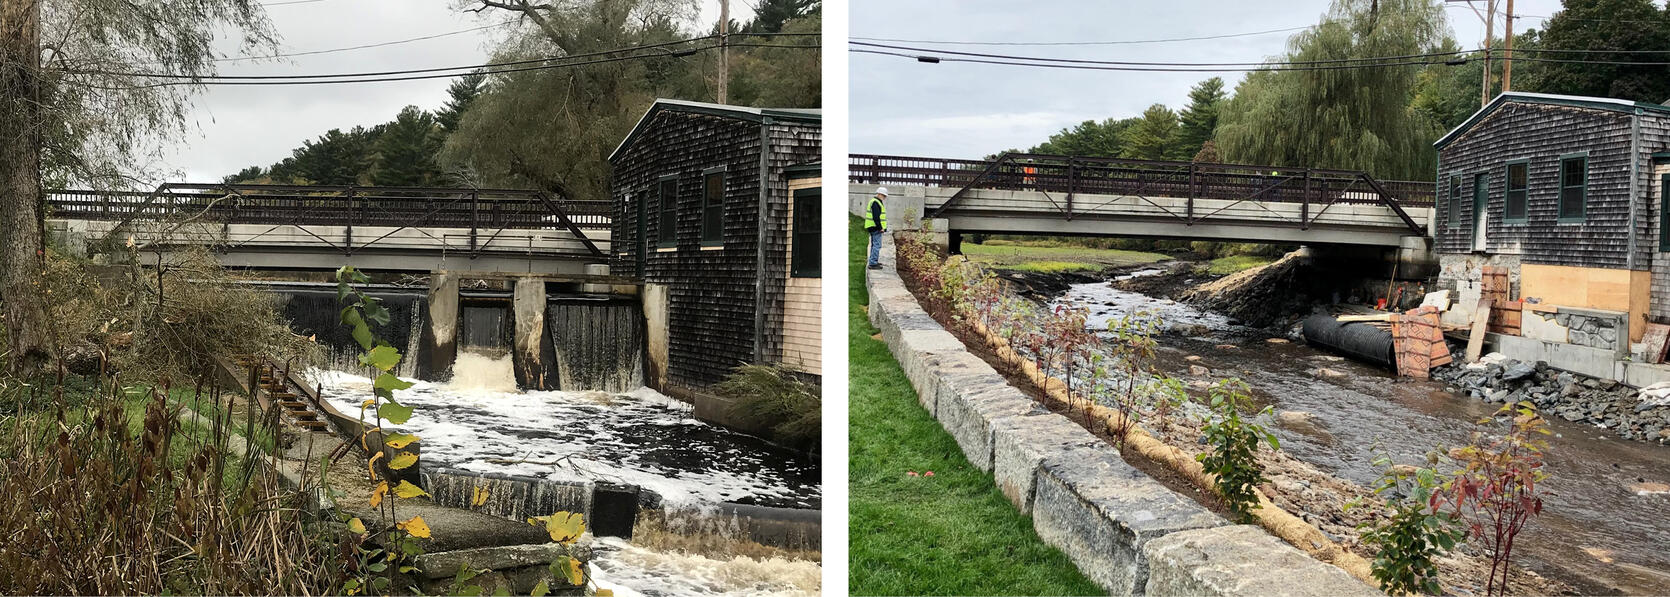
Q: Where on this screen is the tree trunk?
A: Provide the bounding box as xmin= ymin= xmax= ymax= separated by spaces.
xmin=0 ymin=0 xmax=51 ymax=373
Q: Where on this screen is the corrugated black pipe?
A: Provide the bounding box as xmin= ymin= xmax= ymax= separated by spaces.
xmin=1301 ymin=313 xmax=1395 ymax=368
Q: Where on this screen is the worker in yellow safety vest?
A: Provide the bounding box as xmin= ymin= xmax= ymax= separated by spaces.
xmin=866 ymin=187 xmax=888 ymax=270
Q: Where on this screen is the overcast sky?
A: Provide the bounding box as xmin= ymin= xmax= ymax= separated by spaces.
xmin=849 ymin=0 xmax=1569 ymax=159
xmin=160 ymin=0 xmax=747 ymax=183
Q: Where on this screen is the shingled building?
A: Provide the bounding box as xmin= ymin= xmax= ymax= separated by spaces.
xmin=608 ymin=99 xmax=822 ymax=398
xmin=1434 ymin=92 xmax=1670 ymax=370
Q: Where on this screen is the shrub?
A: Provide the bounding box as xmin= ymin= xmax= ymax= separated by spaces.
xmin=716 ymin=364 xmax=822 ymax=449
xmin=1351 ymin=455 xmax=1463 ymax=595
xmin=1196 ymin=379 xmax=1277 ymax=522
xmin=1432 ymin=402 xmax=1550 ymax=597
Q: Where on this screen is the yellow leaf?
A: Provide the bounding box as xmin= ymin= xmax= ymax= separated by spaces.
xmin=471 ymin=486 xmax=490 ymax=507
xmin=562 ymin=557 xmax=584 ymax=585
xmin=370 ymin=481 xmax=388 ymax=508
xmin=387 ymin=452 xmax=419 ymax=470
xmin=595 ymin=589 xmax=613 ymax=597
xmin=397 ymin=515 xmax=431 ymax=539
xmin=360 ymin=399 xmax=375 ymax=410
xmin=392 ymin=480 xmax=429 ymax=499
xmin=347 ymin=517 xmax=367 ymax=534
xmin=384 ymin=432 xmax=419 ymax=449
xmin=544 ymin=511 xmax=585 ymax=544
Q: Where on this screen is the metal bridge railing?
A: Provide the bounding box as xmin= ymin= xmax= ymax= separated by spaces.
xmin=46 ymin=183 xmax=613 ymax=259
xmin=848 ymin=152 xmax=1434 ymax=236
xmin=847 ymin=153 xmax=1437 ymax=208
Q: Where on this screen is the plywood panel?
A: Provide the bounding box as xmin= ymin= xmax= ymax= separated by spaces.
xmin=1520 ymin=263 xmax=1651 ymax=342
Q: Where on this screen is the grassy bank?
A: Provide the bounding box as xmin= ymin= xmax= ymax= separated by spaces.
xmin=848 ymin=219 xmax=1100 ymax=596
xmin=1204 ymin=254 xmax=1277 ymax=275
xmin=962 ymin=240 xmax=1169 ymax=273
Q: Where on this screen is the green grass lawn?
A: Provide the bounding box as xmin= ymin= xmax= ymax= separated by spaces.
xmin=848 ymin=218 xmax=1101 ymax=596
xmin=1203 ymin=254 xmax=1277 ymax=276
xmin=962 ymin=241 xmax=1169 ymax=273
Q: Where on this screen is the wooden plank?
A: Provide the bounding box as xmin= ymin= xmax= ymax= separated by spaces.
xmin=1466 ymin=297 xmax=1492 ymax=363
xmin=1337 ymin=314 xmax=1394 ymax=323
xmin=1643 ymin=323 xmax=1670 ymax=365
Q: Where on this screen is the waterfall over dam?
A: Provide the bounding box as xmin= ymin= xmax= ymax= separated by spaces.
xmin=257 ymin=282 xmax=645 ymax=393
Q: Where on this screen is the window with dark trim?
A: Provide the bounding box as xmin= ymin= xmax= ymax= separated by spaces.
xmin=1559 ymin=155 xmax=1587 ymax=222
xmin=1473 ymin=173 xmax=1488 ymax=231
xmin=791 ymin=187 xmax=820 ymax=277
xmin=1504 ymin=161 xmax=1528 ymax=222
xmin=1448 ymin=175 xmax=1462 ymax=229
xmin=701 ymin=169 xmax=725 ymax=246
xmin=656 ymin=176 xmax=678 ymax=248
xmin=1661 ymin=172 xmax=1670 ymax=252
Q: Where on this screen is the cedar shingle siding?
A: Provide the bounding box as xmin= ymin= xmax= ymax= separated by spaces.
xmin=1435 ymin=96 xmax=1670 ymax=271
xmin=609 ymin=101 xmax=820 ymax=387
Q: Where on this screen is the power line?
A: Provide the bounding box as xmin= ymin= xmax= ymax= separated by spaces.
xmin=851 ymin=48 xmax=1454 ymax=73
xmin=211 ymin=20 xmax=518 ymax=63
xmin=849 ymin=40 xmax=1466 ymax=67
xmin=74 ymin=36 xmax=724 ymax=81
xmin=76 ymin=41 xmax=817 ymax=89
xmin=850 ymin=25 xmax=1311 ymax=46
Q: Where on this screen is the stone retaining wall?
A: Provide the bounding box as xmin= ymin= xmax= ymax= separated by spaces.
xmin=865 ymin=233 xmax=1379 ymax=596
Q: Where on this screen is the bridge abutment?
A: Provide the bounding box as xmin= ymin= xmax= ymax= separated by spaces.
xmin=424 ymin=272 xmax=460 ymax=380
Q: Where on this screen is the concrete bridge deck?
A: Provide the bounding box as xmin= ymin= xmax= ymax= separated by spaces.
xmin=849 ymin=153 xmax=1436 ymax=248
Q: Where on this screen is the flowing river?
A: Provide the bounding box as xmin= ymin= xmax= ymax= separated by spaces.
xmin=311 ymin=355 xmax=821 ymax=596
xmin=1056 ymin=281 xmax=1670 ymax=595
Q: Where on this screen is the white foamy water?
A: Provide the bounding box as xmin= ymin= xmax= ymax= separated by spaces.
xmin=588 ymin=537 xmax=820 ymax=597
xmin=447 ymin=351 xmax=519 ymax=393
xmin=308 ymin=369 xmax=819 ymax=509
xmin=1060 ymin=281 xmax=1236 ymax=336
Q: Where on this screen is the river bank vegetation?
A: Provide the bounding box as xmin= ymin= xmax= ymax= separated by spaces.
xmin=848 ymin=219 xmax=1101 ymax=596
xmin=885 ymin=228 xmax=1563 ymax=596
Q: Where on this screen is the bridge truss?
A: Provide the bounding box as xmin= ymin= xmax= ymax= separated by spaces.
xmin=849 ymin=153 xmax=1433 ymax=237
xmin=47 ymin=183 xmax=612 ymax=260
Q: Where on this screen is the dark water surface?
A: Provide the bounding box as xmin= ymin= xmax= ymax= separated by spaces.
xmin=1061 ymin=282 xmax=1670 ymax=595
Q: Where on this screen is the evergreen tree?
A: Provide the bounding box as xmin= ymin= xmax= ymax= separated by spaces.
xmin=1030 ymin=117 xmax=1134 ymax=157
xmin=1120 ymin=104 xmax=1182 ymax=161
xmin=1177 ymin=77 xmax=1227 ymax=157
xmin=437 ymin=70 xmax=486 ymax=135
xmin=1517 ymin=0 xmax=1670 ymax=102
xmin=371 ymin=106 xmax=443 ymax=187
xmin=265 ymin=126 xmax=379 ymax=185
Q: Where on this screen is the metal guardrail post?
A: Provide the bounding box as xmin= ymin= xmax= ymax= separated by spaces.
xmin=345 ymin=186 xmax=355 ymax=256
xmin=1301 ymin=169 xmax=1311 ymax=230
xmin=1187 ymin=163 xmax=1197 ymax=224
xmin=1066 ymin=157 xmax=1076 ymax=220
xmin=470 ymin=191 xmax=479 ymax=254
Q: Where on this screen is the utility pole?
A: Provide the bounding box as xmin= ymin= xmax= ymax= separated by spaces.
xmin=1481 ymin=0 xmax=1495 ymax=106
xmin=717 ymin=0 xmax=729 ymax=104
xmin=1502 ymin=0 xmax=1515 ymax=92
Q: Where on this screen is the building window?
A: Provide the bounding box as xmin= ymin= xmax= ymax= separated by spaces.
xmin=701 ymin=168 xmax=725 ymax=246
xmin=1448 ymin=175 xmax=1462 ymax=229
xmin=657 ymin=176 xmax=677 ymax=248
xmin=1661 ymin=173 xmax=1670 ymax=252
xmin=791 ymin=187 xmax=820 ymax=277
xmin=1559 ymin=154 xmax=1587 ymax=222
xmin=1504 ymin=160 xmax=1528 ymax=223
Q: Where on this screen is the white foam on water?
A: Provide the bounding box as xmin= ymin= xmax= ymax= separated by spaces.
xmin=311 ymin=368 xmax=818 ymax=508
xmin=588 ymin=537 xmax=820 ymax=597
xmin=448 ymin=351 xmax=519 ymax=393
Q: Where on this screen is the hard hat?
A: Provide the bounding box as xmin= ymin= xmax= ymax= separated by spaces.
xmin=876 ymin=186 xmax=889 ymax=196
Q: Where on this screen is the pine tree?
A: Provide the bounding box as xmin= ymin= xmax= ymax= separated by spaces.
xmin=437 ymin=70 xmax=486 ymax=135
xmin=1120 ymin=104 xmax=1182 ymax=161
xmin=372 ymin=106 xmax=443 ymax=187
xmin=1177 ymin=77 xmax=1227 ymax=158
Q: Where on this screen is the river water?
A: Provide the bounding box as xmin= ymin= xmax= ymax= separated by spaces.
xmin=1057 ymin=281 xmax=1670 ymax=595
xmin=309 ymin=356 xmax=821 ymax=596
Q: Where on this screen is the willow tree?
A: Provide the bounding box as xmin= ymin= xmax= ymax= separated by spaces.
xmin=1214 ymin=0 xmax=1449 ymax=180
xmin=1 ymin=0 xmax=275 ymax=372
xmin=442 ymin=0 xmax=698 ymax=200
